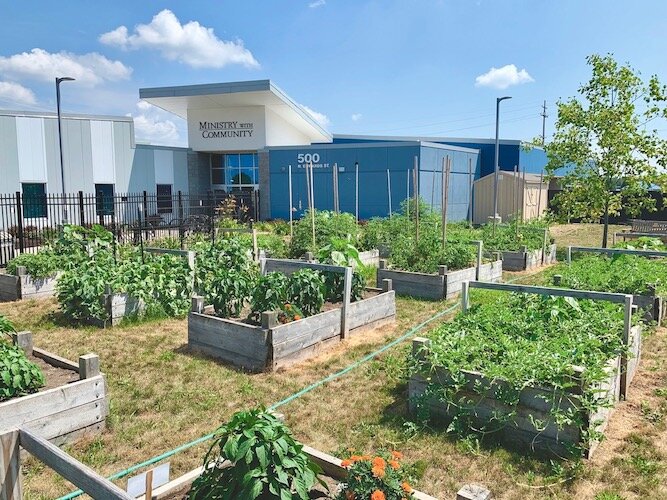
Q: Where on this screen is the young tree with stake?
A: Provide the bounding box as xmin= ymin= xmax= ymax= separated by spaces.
xmin=545 ymin=54 xmax=667 ymax=247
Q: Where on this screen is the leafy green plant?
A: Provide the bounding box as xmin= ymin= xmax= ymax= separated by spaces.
xmin=481 ymin=219 xmax=550 ymax=252
xmin=250 ymin=272 xmax=289 ymax=320
xmin=6 ymin=249 xmax=60 ymax=279
xmin=411 ymin=292 xmax=629 ymax=454
xmin=286 ymin=269 xmax=325 ymax=317
xmin=614 ymin=237 xmax=666 ymax=252
xmin=318 ymin=238 xmax=365 ymax=302
xmin=289 ymin=210 xmax=364 ymax=258
xmin=189 ymin=408 xmax=324 ymax=499
xmin=555 ymin=254 xmax=667 ymax=296
xmin=0 ymin=315 xmax=45 ymax=401
xmin=337 ymin=451 xmax=415 ymax=500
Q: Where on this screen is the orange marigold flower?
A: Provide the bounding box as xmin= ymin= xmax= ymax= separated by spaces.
xmin=401 ymin=482 xmax=412 ymax=493
xmin=371 ymin=491 xmax=386 ymax=500
xmin=341 ymin=459 xmax=352 ymax=468
xmin=371 ymin=465 xmax=386 ymax=478
xmin=350 ymin=455 xmax=364 ymax=462
xmin=391 ymin=451 xmax=403 ymax=460
xmin=389 ymin=459 xmax=400 ymax=470
xmin=346 ymin=491 xmax=355 ymax=500
xmin=372 ymin=457 xmax=386 ymax=468
xmin=294 ymin=314 xmax=301 ymax=321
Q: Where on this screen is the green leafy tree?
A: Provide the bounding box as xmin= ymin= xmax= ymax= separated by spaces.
xmin=545 ymin=54 xmax=667 ymax=247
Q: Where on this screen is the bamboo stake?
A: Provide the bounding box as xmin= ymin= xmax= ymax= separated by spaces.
xmin=309 ymin=162 xmax=316 ymax=249
xmin=414 ymin=156 xmax=419 ymax=242
xmin=288 ymin=164 xmax=293 ymax=239
xmin=442 ymin=156 xmax=450 ymax=249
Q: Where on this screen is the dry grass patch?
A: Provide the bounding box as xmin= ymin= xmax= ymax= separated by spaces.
xmin=550 ymin=223 xmax=629 ymax=249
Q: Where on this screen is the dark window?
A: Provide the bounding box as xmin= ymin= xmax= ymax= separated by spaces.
xmin=95 ymin=184 xmax=115 ymax=216
xmin=22 ymin=183 xmax=47 ymax=218
xmin=156 ymin=184 xmax=173 ymax=213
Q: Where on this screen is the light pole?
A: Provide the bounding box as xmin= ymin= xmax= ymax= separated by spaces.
xmin=492 ymin=95 xmax=512 ymax=235
xmin=56 ymin=76 xmax=75 ymax=224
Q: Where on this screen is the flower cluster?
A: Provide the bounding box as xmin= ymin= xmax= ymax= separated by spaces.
xmin=337 ymin=451 xmax=414 ymax=500
xmin=277 ymin=302 xmax=303 ymax=324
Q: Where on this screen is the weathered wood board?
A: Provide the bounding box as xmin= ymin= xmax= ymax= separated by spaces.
xmin=0 ymin=272 xmax=59 ymax=302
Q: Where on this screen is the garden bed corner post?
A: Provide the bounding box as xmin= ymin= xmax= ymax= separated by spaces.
xmin=620 ymin=293 xmax=634 ymax=399
xmin=0 ymin=429 xmax=21 ymax=500
xmin=541 ymin=228 xmax=549 ymax=265
xmin=340 ymin=266 xmax=353 ymax=339
xmin=473 ymin=240 xmax=483 ymax=280
xmin=461 ymin=280 xmax=470 ymax=312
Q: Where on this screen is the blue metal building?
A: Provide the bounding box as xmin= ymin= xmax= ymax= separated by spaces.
xmin=267 ymin=141 xmax=480 ymax=221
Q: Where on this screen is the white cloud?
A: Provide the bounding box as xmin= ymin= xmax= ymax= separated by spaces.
xmin=100 ymin=9 xmax=259 ymax=69
xmin=351 ymin=113 xmax=362 ymax=122
xmin=130 ymin=101 xmax=181 ymax=145
xmin=301 ymin=104 xmax=330 ymax=128
xmin=0 ymin=81 xmax=36 ymax=105
xmin=309 ymin=0 xmax=326 ymax=8
xmin=0 ymin=48 xmax=132 ymax=86
xmin=475 ymin=64 xmax=534 ymax=89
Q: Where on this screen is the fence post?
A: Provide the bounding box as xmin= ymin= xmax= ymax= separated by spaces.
xmin=15 ymin=191 xmax=24 ymax=254
xmin=78 ymin=191 xmax=85 ymax=226
xmin=620 ymin=294 xmax=634 ymax=399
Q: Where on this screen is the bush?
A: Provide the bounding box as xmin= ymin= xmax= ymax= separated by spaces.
xmin=286 ymin=269 xmax=325 ymax=316
xmin=190 ymin=409 xmax=324 ymax=499
xmin=289 ymin=210 xmax=362 ymax=257
xmin=0 ymin=315 xmax=45 ymax=401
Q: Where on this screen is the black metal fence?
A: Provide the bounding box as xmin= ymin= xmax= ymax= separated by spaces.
xmin=0 ymin=190 xmax=259 ymax=266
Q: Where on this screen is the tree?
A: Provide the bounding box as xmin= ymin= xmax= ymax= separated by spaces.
xmin=545 ymin=54 xmax=667 ymax=247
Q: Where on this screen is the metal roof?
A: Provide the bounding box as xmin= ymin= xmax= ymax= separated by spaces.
xmin=139 ymin=79 xmax=332 ymax=144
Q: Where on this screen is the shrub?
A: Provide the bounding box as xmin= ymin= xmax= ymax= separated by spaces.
xmin=250 ymin=272 xmax=289 ymax=320
xmin=289 ymin=210 xmax=362 ymax=257
xmin=337 ymin=451 xmax=415 ymax=500
xmin=6 ymin=249 xmax=60 ymax=279
xmin=286 ymin=269 xmax=325 ymax=316
xmin=189 ymin=409 xmax=324 ymax=499
xmin=0 ymin=315 xmax=45 ymax=401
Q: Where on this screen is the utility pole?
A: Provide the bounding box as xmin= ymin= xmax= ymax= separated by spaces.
xmin=540 ymin=100 xmax=548 ymax=144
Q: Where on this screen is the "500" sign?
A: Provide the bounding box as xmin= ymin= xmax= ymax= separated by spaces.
xmin=297 ymin=153 xmax=320 ymax=164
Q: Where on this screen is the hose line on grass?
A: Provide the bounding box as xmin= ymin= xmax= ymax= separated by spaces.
xmin=57 ymin=270 xmax=540 ymax=500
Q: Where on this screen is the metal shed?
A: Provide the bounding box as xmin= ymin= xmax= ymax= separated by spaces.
xmin=473 ymin=171 xmax=548 ymax=224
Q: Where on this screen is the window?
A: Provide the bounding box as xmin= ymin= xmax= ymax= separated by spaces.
xmin=95 ymin=184 xmax=115 ymax=216
xmin=211 ymin=153 xmax=258 ymax=190
xmin=156 ymin=184 xmax=173 ymax=213
xmin=22 ymin=183 xmax=47 ymax=218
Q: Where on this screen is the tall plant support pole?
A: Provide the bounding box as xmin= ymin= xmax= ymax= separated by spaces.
xmin=441 ymin=156 xmax=450 ymax=249
xmin=521 ymin=165 xmax=527 ymax=222
xmin=309 ymin=162 xmax=316 ymax=249
xmin=536 ymin=170 xmax=544 ymax=218
xmin=288 ymin=164 xmax=294 ymax=239
xmin=514 ymin=165 xmax=520 ymax=237
xmin=386 ymin=169 xmax=392 ymax=217
xmin=413 ymin=156 xmax=419 ymax=243
xmin=493 ymin=96 xmax=512 ymax=236
xmin=332 ymin=162 xmax=340 ymax=214
xmin=468 ymin=157 xmax=473 ymax=225
xmin=431 ymin=167 xmax=437 ymax=209
xmin=406 ymin=169 xmax=410 ymax=220
xmin=355 ymin=162 xmax=359 ymax=222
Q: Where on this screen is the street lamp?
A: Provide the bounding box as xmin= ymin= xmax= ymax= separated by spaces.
xmin=492 ymin=95 xmax=512 ymax=235
xmin=56 ymin=76 xmax=75 ymax=224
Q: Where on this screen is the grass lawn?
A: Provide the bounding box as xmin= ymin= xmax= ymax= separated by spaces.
xmin=4 ymin=224 xmax=666 ymax=500
xmin=550 ymin=223 xmax=629 ymax=249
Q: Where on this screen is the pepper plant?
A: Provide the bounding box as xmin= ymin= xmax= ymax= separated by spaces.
xmin=0 ymin=315 xmax=45 ymax=401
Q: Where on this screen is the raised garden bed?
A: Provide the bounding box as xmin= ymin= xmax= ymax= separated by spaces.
xmin=0 ymin=266 xmax=59 ymax=302
xmin=408 ymin=281 xmax=642 ymax=458
xmin=501 ymin=243 xmax=557 ymax=271
xmin=0 ymin=331 xmax=108 ymax=445
xmin=376 ymin=258 xmax=502 ymax=300
xmin=136 ymin=445 xmax=438 ymax=500
xmin=189 ymin=259 xmax=396 ymax=371
xmin=89 ymin=291 xmax=145 ymax=328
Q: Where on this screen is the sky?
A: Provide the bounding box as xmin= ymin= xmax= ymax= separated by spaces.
xmin=2 ymin=0 xmax=667 ymax=147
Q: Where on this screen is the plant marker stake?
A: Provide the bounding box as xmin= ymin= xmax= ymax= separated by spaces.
xmin=288 ymin=164 xmax=293 ymax=240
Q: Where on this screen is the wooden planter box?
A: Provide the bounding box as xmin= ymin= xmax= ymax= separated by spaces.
xmin=88 ymin=292 xmax=145 ymax=328
xmin=137 ymin=444 xmax=438 ymax=500
xmin=376 ymin=259 xmax=502 ymax=300
xmin=0 ymin=267 xmax=59 ymax=302
xmin=0 ymin=331 xmax=108 ymax=446
xmin=543 ymin=243 xmax=557 ymax=265
xmin=408 ymin=324 xmax=642 ymax=458
xmin=188 ymin=287 xmax=396 ymax=372
xmin=357 ymin=249 xmax=380 ymax=267
xmin=501 ymin=246 xmax=544 ymax=271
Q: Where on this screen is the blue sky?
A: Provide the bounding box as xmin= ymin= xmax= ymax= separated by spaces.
xmin=2 ymin=0 xmax=667 ymax=146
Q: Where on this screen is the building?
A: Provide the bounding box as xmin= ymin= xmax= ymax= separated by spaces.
xmin=0 ymin=79 xmax=549 ymax=225
xmin=473 ymin=171 xmax=549 ymax=224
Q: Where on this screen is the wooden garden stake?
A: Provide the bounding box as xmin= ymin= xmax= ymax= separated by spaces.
xmin=413 ymin=156 xmax=419 ymax=243
xmin=441 ymin=156 xmax=450 ymax=249
xmin=145 ymin=469 xmax=154 ymax=500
